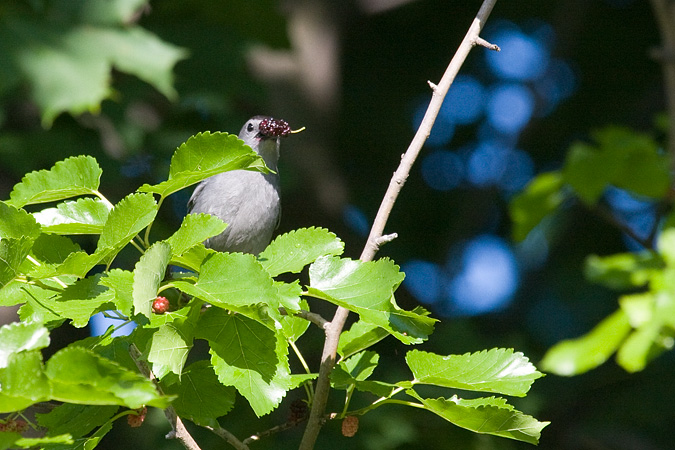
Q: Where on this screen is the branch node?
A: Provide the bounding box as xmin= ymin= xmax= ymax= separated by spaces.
xmin=375 ymin=233 xmax=398 ymax=248
xmin=474 ymin=36 xmax=500 ymax=51
xmin=427 ymin=80 xmax=438 ymax=92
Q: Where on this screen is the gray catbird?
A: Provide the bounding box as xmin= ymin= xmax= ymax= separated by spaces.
xmin=187 ymin=116 xmax=292 ymax=254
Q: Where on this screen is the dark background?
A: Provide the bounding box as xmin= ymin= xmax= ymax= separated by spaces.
xmin=1 ymin=1 xmax=672 ymax=448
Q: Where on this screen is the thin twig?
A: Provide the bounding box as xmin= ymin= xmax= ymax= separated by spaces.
xmin=298 ymin=1 xmax=499 ymax=449
xmin=128 ymin=344 xmax=203 ymax=450
xmin=206 ymin=425 xmax=250 ymax=450
xmin=280 ymin=307 xmax=329 ymax=329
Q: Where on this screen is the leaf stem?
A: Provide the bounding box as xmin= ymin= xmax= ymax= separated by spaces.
xmin=93 ymin=190 xmax=114 ymax=210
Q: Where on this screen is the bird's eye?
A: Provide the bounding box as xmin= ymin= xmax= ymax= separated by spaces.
xmin=247 ymin=123 xmax=255 ymax=132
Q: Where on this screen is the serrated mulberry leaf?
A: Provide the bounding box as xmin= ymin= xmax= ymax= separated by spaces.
xmin=0 ymin=322 xmax=50 ymax=369
xmin=132 ymin=241 xmax=171 ymax=320
xmin=138 ymin=132 xmax=268 ymax=198
xmin=33 ymin=197 xmax=110 ymax=235
xmin=258 ymin=227 xmax=344 ymax=277
xmin=0 ymin=202 xmax=41 ymax=240
xmin=406 ymin=349 xmax=543 ymax=397
xmin=8 ymin=156 xmax=102 ymax=207
xmin=308 ymin=256 xmax=435 ymax=343
xmin=197 ymin=310 xmax=292 ymax=417
xmin=45 ymin=346 xmax=168 ymax=408
xmin=406 ymin=390 xmax=549 ymax=445
xmin=162 ymin=361 xmax=235 ymax=427
xmin=166 ymin=213 xmax=227 ymax=256
xmin=97 ymin=193 xmax=157 ymax=253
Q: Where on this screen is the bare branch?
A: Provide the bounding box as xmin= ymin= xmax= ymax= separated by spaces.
xmin=129 ymin=344 xmax=203 ymax=450
xmin=299 ymin=1 xmax=500 ymax=449
xmin=279 ymin=307 xmax=330 ymax=329
xmin=206 ymin=425 xmax=250 ymax=450
xmin=474 ymin=36 xmax=501 ymax=51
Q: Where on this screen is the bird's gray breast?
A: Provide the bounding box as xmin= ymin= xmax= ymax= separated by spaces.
xmin=188 ymin=170 xmax=281 ymax=254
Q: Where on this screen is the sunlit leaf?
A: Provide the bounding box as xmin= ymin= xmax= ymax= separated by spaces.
xmin=585 ymin=251 xmax=662 ymax=290
xmin=0 ymin=202 xmax=41 ymax=239
xmin=541 ymin=309 xmax=631 ymax=376
xmin=173 ymin=252 xmax=280 ymax=321
xmin=0 ymin=351 xmax=50 ymax=413
xmin=308 ymin=256 xmax=435 ymax=343
xmin=97 ymin=193 xmax=158 ymax=256
xmin=33 ymin=197 xmax=111 ymax=235
xmin=7 ymin=156 xmax=102 ymax=207
xmin=132 ymin=241 xmax=171 ymax=320
xmin=406 ymin=390 xmax=549 ymax=445
xmin=0 ymin=322 xmax=49 ymax=369
xmin=258 ymin=227 xmax=344 ymax=277
xmin=166 ymin=213 xmax=226 ymax=256
xmin=407 ymin=349 xmax=543 ymax=397
xmin=137 ymin=132 xmax=268 ymax=198
xmin=509 ymin=172 xmax=567 ymax=241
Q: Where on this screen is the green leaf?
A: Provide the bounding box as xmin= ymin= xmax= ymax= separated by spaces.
xmin=132 ymin=241 xmax=171 ymax=320
xmin=308 ymin=256 xmax=435 ymax=343
xmin=258 ymin=227 xmax=344 ymax=277
xmin=595 ymin=127 xmax=670 ymax=198
xmin=173 ymin=252 xmax=280 ymax=320
xmin=162 ymin=361 xmax=236 ymax=427
xmin=616 ymin=291 xmax=675 ymax=372
xmin=97 ymin=193 xmax=158 ymax=257
xmin=197 ymin=309 xmax=292 ymax=416
xmin=332 ymin=351 xmax=385 ymax=395
xmin=28 ymin=234 xmax=82 ymax=267
xmin=406 ymin=390 xmax=549 ymax=445
xmin=145 ymin=304 xmax=199 ymax=379
xmin=170 ymin=244 xmax=215 ymax=272
xmin=0 ymin=351 xmax=50 ymax=413
xmin=13 ymin=434 xmax=74 ymax=449
xmin=278 ymin=295 xmax=310 ymax=342
xmin=337 ymin=320 xmax=390 ymax=360
xmin=2 ymin=13 xmax=186 ymax=125
xmin=49 ymin=274 xmax=116 ymax=327
xmin=0 ymin=202 xmax=41 ymax=240
xmin=137 ymin=132 xmax=268 ymax=198
xmin=541 ymin=309 xmax=631 ymax=375
xmin=36 ymin=403 xmax=118 ymax=439
xmin=100 ymin=269 xmax=134 ymax=315
xmin=406 ymin=349 xmax=543 ymax=397
xmin=509 ymin=172 xmax=566 ymax=241
xmin=166 ymin=213 xmax=227 ymax=256
xmin=7 ymin=156 xmax=102 ymax=207
xmin=32 ymin=198 xmax=111 ymax=235
xmin=562 ymin=127 xmax=670 ymax=205
xmin=45 ymin=346 xmax=169 ymax=409
xmin=0 ymin=237 xmax=35 ymax=288
xmin=585 ymin=251 xmax=662 ymax=290
xmin=0 ymin=321 xmax=49 ymax=369
xmin=563 ymin=142 xmax=617 ymax=204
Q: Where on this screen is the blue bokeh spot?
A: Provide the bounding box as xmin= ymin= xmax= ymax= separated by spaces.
xmin=421 ymin=149 xmax=464 ymax=191
xmin=486 ymin=83 xmax=535 ymax=134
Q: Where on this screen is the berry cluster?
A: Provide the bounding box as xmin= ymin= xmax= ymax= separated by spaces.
xmin=287 ymin=399 xmax=308 ymax=424
xmin=341 ymin=416 xmax=359 ymax=437
xmin=259 ymin=117 xmax=291 ymax=137
xmin=0 ymin=419 xmax=28 ymax=433
xmin=152 ymin=296 xmax=170 ymax=314
xmin=127 ymin=406 xmax=147 ymax=428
